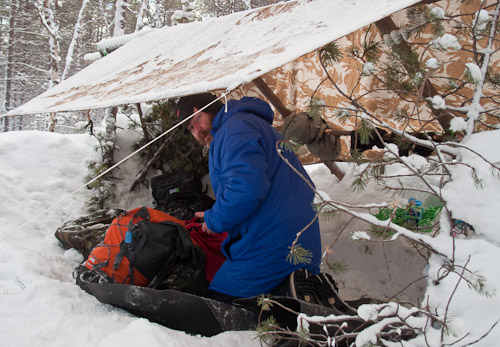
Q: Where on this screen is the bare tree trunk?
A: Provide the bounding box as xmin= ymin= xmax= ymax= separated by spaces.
xmin=37 ymin=0 xmax=61 ymax=88
xmin=113 ymin=0 xmax=128 ymax=37
xmin=135 ymin=0 xmax=148 ymax=31
xmin=37 ymin=0 xmax=61 ymax=132
xmin=3 ymin=0 xmax=16 ymax=115
xmin=103 ymin=107 xmax=118 ymax=165
xmin=101 ymin=0 xmax=128 ymax=163
xmin=61 ymin=0 xmax=90 ymax=81
xmin=136 ymin=103 xmax=153 ymax=159
xmin=323 ymin=160 xmax=344 ymax=181
xmin=152 ymin=0 xmax=161 ymax=27
xmin=98 ymin=0 xmax=112 ymax=35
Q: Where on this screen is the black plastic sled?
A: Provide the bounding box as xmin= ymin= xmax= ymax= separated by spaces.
xmin=85 ymin=282 xmax=259 ymax=336
xmin=84 ymin=281 xmax=346 ymax=338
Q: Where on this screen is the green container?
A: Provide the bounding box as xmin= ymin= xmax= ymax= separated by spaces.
xmin=372 ymin=203 xmax=443 ymax=233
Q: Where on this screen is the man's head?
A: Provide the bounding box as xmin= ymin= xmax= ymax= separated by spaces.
xmin=176 ymin=93 xmax=223 ymax=145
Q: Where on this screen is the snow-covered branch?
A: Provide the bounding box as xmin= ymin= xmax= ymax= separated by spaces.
xmin=465 ymin=1 xmax=500 ymax=136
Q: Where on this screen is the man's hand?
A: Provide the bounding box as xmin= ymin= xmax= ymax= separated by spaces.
xmin=194 ymin=211 xmax=215 ymax=234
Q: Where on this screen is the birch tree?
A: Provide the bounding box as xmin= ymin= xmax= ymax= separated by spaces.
xmin=36 ymin=0 xmax=61 ymax=88
xmin=36 ymin=0 xmax=62 ymax=131
xmin=61 ymin=0 xmax=91 ymax=81
xmin=135 ymin=0 xmax=148 ymax=31
xmin=2 ymin=0 xmax=16 ymax=116
xmin=1 ymin=0 xmax=48 ymax=127
xmin=113 ymin=0 xmax=128 ymax=37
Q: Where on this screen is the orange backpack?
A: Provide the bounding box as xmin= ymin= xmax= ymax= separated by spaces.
xmin=83 ymin=207 xmax=205 ymax=289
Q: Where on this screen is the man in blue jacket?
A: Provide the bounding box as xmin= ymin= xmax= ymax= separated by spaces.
xmin=176 ymin=93 xmax=322 ymax=302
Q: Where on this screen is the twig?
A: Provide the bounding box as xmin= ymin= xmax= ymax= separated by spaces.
xmin=441 ymin=256 xmax=471 ymax=343
xmin=322 ymin=216 xmax=355 ymax=269
xmin=388 ymin=275 xmax=427 ymax=302
xmin=460 ymin=318 xmax=500 ymax=346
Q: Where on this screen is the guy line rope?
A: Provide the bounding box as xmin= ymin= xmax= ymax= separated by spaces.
xmin=1 ymin=91 xmax=231 ymax=241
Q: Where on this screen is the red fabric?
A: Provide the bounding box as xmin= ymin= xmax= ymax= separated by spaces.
xmin=185 ymin=218 xmax=227 ymax=283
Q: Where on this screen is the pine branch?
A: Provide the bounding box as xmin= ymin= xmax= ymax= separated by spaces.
xmin=318 ymin=42 xmax=343 ymax=66
xmin=286 ymin=243 xmax=313 ymax=265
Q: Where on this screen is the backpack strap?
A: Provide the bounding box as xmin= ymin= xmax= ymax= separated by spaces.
xmin=116 ymin=208 xmax=151 ymax=285
xmin=312 ymin=120 xmax=329 ymax=142
xmin=87 ymin=211 xmax=129 ymax=282
xmin=280 ymin=112 xmax=297 ymax=137
xmin=147 ymin=249 xmax=177 ymax=289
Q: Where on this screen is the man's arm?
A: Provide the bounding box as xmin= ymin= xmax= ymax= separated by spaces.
xmin=204 ymin=128 xmax=271 ymax=233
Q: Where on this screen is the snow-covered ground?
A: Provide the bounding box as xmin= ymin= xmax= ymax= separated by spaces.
xmin=1 ymin=115 xmax=499 ymax=346
xmin=0 ymin=117 xmax=258 ymax=347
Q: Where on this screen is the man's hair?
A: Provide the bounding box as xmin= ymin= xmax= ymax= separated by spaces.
xmin=176 ymin=93 xmax=224 ymax=127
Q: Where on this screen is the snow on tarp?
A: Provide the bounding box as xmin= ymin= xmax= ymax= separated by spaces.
xmin=6 ymin=0 xmax=421 ymax=116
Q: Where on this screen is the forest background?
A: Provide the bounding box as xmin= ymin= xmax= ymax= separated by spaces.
xmin=0 ymin=0 xmax=283 ymax=130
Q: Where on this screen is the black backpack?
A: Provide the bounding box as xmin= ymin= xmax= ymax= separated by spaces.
xmin=75 ymin=207 xmax=208 ymax=296
xmin=151 ymin=170 xmax=215 ymax=220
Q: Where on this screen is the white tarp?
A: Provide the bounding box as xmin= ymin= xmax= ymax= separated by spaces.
xmin=6 ymin=0 xmax=421 ymax=116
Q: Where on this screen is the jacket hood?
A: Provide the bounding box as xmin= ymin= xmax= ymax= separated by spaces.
xmin=211 ymin=97 xmax=274 ymax=134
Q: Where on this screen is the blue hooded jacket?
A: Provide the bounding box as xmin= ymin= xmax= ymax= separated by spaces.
xmin=204 ymin=97 xmax=321 ymax=298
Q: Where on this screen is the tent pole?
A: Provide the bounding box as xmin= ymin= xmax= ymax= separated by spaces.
xmin=252 ymin=77 xmax=344 ymax=181
xmin=252 ymin=77 xmax=291 ymax=118
xmin=323 ymin=161 xmax=344 ymax=182
xmin=136 ymin=103 xmax=153 ymax=159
